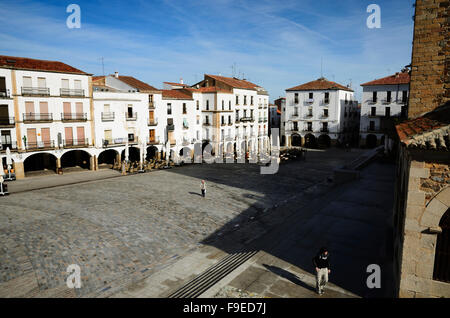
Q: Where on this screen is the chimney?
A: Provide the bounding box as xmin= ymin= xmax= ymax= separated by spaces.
xmin=114 ymin=71 xmax=119 ymax=78
xmin=180 ymin=77 xmax=183 ymax=84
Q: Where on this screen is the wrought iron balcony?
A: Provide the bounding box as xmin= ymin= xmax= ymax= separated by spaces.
xmin=25 ymin=140 xmax=55 ymax=151
xmin=381 ymin=99 xmax=392 ymax=105
xmin=320 ymin=114 xmax=329 ymax=119
xmin=146 ymin=137 xmax=160 ymax=145
xmin=101 ymin=112 xmax=115 ymax=121
xmin=21 ymin=87 xmax=50 ymax=96
xmin=102 ymin=137 xmax=138 ymax=148
xmin=148 ymin=118 xmax=158 ymax=126
xmin=304 ymin=114 xmax=313 ymax=119
xmin=126 ymin=112 xmax=137 ymax=121
xmin=149 ymin=101 xmax=155 ymax=109
xmin=0 ymin=141 xmax=17 ymax=152
xmin=167 ymin=124 xmax=175 ymax=131
xmin=23 ymin=113 xmax=53 ymax=123
xmin=63 ymin=138 xmax=89 ymax=148
xmin=60 ymin=88 xmax=85 ymax=97
xmin=0 ymin=89 xmax=10 ymax=98
xmin=0 ymin=117 xmax=15 ymax=127
xmin=240 ymin=117 xmax=254 ymax=122
xmin=61 ymin=113 xmax=87 ymax=122
xmin=203 ymin=121 xmax=211 ymax=126
xmin=304 ymin=98 xmax=314 ymax=104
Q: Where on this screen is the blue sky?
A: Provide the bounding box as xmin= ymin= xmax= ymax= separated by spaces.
xmin=0 ymin=0 xmax=415 ymax=101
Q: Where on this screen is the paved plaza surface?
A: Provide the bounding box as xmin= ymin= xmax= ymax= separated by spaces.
xmin=0 ymin=148 xmax=394 ymax=298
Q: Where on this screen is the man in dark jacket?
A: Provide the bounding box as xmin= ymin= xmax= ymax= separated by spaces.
xmin=313 ymin=247 xmax=331 ymax=295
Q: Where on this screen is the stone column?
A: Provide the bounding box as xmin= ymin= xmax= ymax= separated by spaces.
xmin=14 ymin=161 xmax=25 ymax=179
xmin=90 ymin=155 xmax=97 ymax=171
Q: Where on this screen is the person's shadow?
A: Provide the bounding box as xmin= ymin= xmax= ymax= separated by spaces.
xmin=188 ymin=192 xmax=202 ymax=197
xmin=263 ymin=264 xmax=316 ymax=293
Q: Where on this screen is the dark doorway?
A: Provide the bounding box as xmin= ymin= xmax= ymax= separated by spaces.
xmin=24 ymin=153 xmax=57 ymax=175
xmin=61 ymin=150 xmax=91 ymax=170
xmin=433 ymin=209 xmax=450 ymax=283
xmin=366 ymin=134 xmax=377 ymax=148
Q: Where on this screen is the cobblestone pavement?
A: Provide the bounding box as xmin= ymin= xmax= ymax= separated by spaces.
xmin=0 ymin=148 xmax=361 ymax=297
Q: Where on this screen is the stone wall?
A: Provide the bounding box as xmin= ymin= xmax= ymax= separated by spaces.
xmin=408 ymin=0 xmax=449 ymax=118
xmin=395 ymin=146 xmax=450 ymax=297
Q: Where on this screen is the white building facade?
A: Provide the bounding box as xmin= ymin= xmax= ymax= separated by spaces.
xmin=0 ymin=55 xmax=94 ymax=179
xmin=283 ymin=77 xmax=359 ymax=148
xmin=360 ymin=70 xmax=410 ymax=148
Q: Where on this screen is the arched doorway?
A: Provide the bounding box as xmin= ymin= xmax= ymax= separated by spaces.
xmin=179 ymin=147 xmax=191 ymax=162
xmin=433 ymin=208 xmax=450 ymax=283
xmin=318 ymin=134 xmax=331 ymax=148
xmin=366 ymin=134 xmax=377 ymax=148
xmin=60 ymin=150 xmax=91 ymax=170
xmin=98 ymin=149 xmax=118 ymax=169
xmin=304 ymin=133 xmax=317 ymax=148
xmin=146 ymin=146 xmax=158 ymax=161
xmin=24 ymin=153 xmax=57 ymax=176
xmin=291 ymin=134 xmax=302 ymax=147
xmin=121 ymin=147 xmax=140 ymax=162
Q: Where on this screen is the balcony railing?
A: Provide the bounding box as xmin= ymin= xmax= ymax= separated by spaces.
xmin=60 ymin=88 xmax=85 ymax=97
xmin=146 ymin=137 xmax=160 ymax=145
xmin=63 ymin=138 xmax=89 ymax=148
xmin=149 ymin=101 xmax=155 ymax=109
xmin=21 ymin=87 xmax=50 ymax=96
xmin=305 ymin=98 xmax=314 ymax=104
xmin=23 ymin=113 xmax=53 ymax=122
xmin=320 ymin=128 xmax=329 ymax=133
xmin=0 ymin=117 xmax=15 ymax=126
xmin=148 ymin=119 xmax=158 ymax=126
xmin=320 ymin=114 xmax=329 ymax=119
xmin=304 ymin=114 xmax=313 ymax=119
xmin=0 ymin=141 xmax=17 ymax=152
xmin=368 ymin=99 xmax=377 ymax=104
xmin=126 ymin=112 xmax=137 ymax=121
xmin=101 ymin=112 xmax=115 ymax=121
xmin=25 ymin=140 xmax=55 ymax=151
xmin=167 ymin=124 xmax=175 ymax=131
xmin=381 ymin=99 xmax=392 ymax=105
xmin=102 ymin=137 xmax=138 ymax=147
xmin=302 ymin=128 xmax=314 ymax=132
xmin=240 ymin=117 xmax=254 ymax=122
xmin=291 ymin=113 xmax=299 ymax=117
xmin=61 ymin=113 xmax=87 ymax=122
xmin=203 ymin=121 xmax=211 ymax=126
xmin=368 ymin=113 xmax=379 ymax=118
xmin=0 ymin=89 xmax=10 ymax=98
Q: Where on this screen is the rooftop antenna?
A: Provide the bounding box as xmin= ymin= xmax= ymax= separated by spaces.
xmin=320 ymin=57 xmax=323 ymax=78
xmin=231 ymin=62 xmax=237 ymax=77
xmin=99 ymin=57 xmax=105 ymax=76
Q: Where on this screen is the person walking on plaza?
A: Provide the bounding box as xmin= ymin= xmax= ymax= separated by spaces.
xmin=313 ymin=247 xmax=331 ymax=295
xmin=200 ymin=180 xmax=206 ymax=198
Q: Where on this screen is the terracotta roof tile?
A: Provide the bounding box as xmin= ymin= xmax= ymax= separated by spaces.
xmin=0 ymin=55 xmax=88 ymax=75
xmin=361 ymin=72 xmax=410 ymax=86
xmin=205 ymin=74 xmax=260 ymax=90
xmin=186 ymin=86 xmax=232 ymax=94
xmin=114 ymin=75 xmax=158 ymax=91
xmin=396 ymin=103 xmax=450 ymax=150
xmin=286 ymin=77 xmax=353 ymax=92
xmin=164 ymin=82 xmax=189 ymax=87
xmin=161 ymin=89 xmax=193 ymax=100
